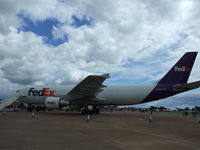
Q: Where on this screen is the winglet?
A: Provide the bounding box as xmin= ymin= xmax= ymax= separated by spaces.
xmin=102 ymin=73 xmax=110 ymax=79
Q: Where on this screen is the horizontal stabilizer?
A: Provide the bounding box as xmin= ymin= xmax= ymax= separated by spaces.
xmin=173 ymin=80 xmax=200 ymax=91
xmin=0 ymin=92 xmax=20 ymax=110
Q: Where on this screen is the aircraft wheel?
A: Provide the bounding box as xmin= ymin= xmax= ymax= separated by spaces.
xmin=81 ymin=109 xmax=88 ymax=115
xmin=95 ymin=109 xmax=100 ymax=114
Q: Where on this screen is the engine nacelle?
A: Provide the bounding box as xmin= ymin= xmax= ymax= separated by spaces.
xmin=45 ymin=97 xmax=70 ymax=109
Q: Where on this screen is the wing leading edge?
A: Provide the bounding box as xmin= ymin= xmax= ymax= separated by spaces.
xmin=67 ymin=73 xmax=110 ymax=99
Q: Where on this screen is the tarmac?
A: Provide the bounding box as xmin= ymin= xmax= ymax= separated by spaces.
xmin=0 ymin=111 xmax=200 ymax=150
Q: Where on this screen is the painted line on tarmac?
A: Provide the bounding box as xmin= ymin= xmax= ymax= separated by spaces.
xmin=119 ymin=127 xmax=200 ymax=147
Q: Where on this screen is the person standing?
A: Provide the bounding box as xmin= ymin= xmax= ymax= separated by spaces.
xmin=149 ymin=110 xmax=153 ymax=123
xmin=32 ymin=111 xmax=35 ymax=119
xmin=2 ymin=110 xmax=6 ymax=115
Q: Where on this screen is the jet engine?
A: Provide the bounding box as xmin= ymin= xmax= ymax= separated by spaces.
xmin=45 ymin=97 xmax=70 ymax=109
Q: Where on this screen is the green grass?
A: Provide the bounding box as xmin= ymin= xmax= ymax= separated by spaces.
xmin=159 ymin=111 xmax=200 ymax=117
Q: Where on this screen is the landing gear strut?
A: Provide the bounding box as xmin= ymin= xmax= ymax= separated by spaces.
xmin=27 ymin=104 xmax=35 ymax=112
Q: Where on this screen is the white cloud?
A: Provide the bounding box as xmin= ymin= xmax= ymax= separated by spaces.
xmin=0 ymin=0 xmax=200 ymax=104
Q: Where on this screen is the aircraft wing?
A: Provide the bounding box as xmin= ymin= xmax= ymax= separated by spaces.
xmin=0 ymin=92 xmax=20 ymax=110
xmin=67 ymin=73 xmax=110 ymax=98
xmin=174 ymin=80 xmax=200 ymax=91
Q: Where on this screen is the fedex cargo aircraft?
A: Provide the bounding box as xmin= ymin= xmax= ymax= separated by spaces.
xmin=0 ymin=52 xmax=200 ymax=114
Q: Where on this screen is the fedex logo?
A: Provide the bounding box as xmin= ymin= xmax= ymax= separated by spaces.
xmin=47 ymin=101 xmax=57 ymax=105
xmin=28 ymin=88 xmax=55 ymax=96
xmin=174 ymin=66 xmax=191 ymax=72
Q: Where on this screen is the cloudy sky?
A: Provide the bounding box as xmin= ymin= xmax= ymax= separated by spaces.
xmin=0 ymin=0 xmax=200 ymax=108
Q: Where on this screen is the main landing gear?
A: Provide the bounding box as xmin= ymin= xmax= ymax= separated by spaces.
xmin=81 ymin=107 xmax=100 ymax=115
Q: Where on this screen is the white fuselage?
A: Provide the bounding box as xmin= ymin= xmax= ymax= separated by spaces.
xmin=19 ymin=84 xmax=156 ymax=105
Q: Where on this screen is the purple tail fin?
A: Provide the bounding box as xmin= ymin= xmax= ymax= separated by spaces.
xmin=158 ymin=52 xmax=197 ymax=84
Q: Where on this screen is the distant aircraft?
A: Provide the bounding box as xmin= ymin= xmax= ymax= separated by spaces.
xmin=0 ymin=52 xmax=200 ymax=114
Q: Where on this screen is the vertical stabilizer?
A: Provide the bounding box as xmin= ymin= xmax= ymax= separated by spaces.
xmin=158 ymin=52 xmax=197 ymax=84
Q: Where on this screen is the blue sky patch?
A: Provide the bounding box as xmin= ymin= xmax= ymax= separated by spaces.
xmin=17 ymin=14 xmax=92 ymax=46
xmin=18 ymin=14 xmax=68 ymax=46
xmin=72 ymin=16 xmax=92 ymax=28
